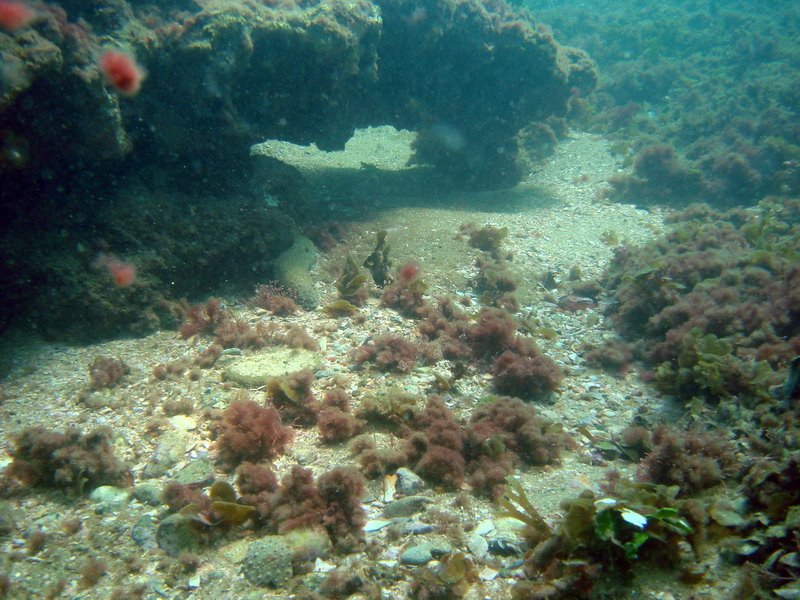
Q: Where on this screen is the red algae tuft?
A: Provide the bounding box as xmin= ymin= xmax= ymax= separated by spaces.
xmin=94 ymin=252 xmax=136 ymax=287
xmin=99 ymin=50 xmax=144 ymax=96
xmin=0 ymin=1 xmax=34 ymax=31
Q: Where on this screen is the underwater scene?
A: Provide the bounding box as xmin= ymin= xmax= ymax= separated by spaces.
xmin=1 ymin=0 xmax=799 ymax=598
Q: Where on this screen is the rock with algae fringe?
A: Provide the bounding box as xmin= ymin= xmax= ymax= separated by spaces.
xmin=223 ymin=348 xmax=320 ymax=387
xmin=274 ymin=234 xmax=319 ymax=309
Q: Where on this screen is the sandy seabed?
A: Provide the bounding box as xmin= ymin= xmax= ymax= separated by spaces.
xmin=0 ymin=132 xmax=738 ymax=599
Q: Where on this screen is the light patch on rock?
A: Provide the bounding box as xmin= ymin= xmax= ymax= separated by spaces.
xmin=223 ymin=347 xmax=320 ymax=387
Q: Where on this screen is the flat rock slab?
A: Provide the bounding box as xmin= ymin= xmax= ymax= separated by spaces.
xmin=223 ymin=347 xmax=321 ymax=387
xmin=252 ymin=126 xmax=417 ymax=173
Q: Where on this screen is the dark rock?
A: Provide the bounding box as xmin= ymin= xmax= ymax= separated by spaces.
xmin=156 ymin=514 xmax=201 ymax=557
xmin=382 ymin=495 xmax=432 ymax=518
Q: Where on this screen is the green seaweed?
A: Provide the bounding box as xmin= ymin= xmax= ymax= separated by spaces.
xmin=336 ymin=257 xmax=368 ymax=299
xmin=322 ymin=299 xmax=360 ymax=317
xmin=356 ymin=390 xmax=419 ymax=429
xmin=655 ymin=327 xmax=774 ymax=404
xmin=496 ymin=477 xmax=551 ymax=536
xmin=593 ymin=499 xmax=692 ymax=560
xmin=179 ymin=480 xmax=256 ymax=528
xmin=411 ymin=552 xmax=477 ymax=599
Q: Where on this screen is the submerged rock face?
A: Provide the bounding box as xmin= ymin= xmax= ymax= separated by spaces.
xmin=1 ymin=0 xmax=595 ymax=191
xmin=372 ymin=0 xmax=597 ymax=186
xmin=0 ymin=0 xmax=595 ymax=338
xmin=133 ymin=0 xmax=595 ymax=187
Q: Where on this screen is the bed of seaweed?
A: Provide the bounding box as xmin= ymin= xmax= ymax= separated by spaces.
xmin=532 ymin=0 xmax=800 ymax=206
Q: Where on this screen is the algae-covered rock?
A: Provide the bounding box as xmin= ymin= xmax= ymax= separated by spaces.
xmin=242 ymin=536 xmax=293 ymax=587
xmin=224 ymin=348 xmax=321 ymax=387
xmin=157 ymin=514 xmax=202 ymax=557
xmin=174 ymin=458 xmax=214 ymax=486
xmin=0 ymin=0 xmax=595 ymax=339
xmin=282 ymin=527 xmax=333 ymax=566
xmin=153 ymin=430 xmax=193 ymax=470
xmin=274 ymin=234 xmax=319 ymax=309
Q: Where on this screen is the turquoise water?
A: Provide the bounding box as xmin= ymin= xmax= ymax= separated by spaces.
xmin=0 ymin=1 xmax=798 ymax=598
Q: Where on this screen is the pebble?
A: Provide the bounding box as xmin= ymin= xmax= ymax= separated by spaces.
xmin=174 ymin=458 xmax=214 ymax=486
xmin=223 ymin=347 xmax=320 ymax=387
xmin=467 ymin=531 xmax=489 ymax=558
xmin=314 ymin=559 xmax=336 ymax=573
xmin=90 ymin=485 xmax=129 ymax=506
xmin=382 ymin=495 xmax=432 ymax=518
xmin=169 ymin=415 xmax=197 ymax=431
xmin=153 ymin=430 xmax=193 ymax=470
xmin=381 ymin=473 xmax=397 ymax=502
xmin=399 ymin=544 xmax=433 ymax=566
xmin=400 ymin=521 xmax=434 ymax=535
xmin=474 ymin=520 xmax=495 ymax=536
xmin=89 ymin=485 xmax=129 ymax=513
xmin=399 ymin=538 xmax=455 ymax=565
xmin=132 ymin=483 xmax=163 ymax=507
xmin=157 ymin=514 xmax=201 ymax=557
xmin=131 ymin=514 xmax=159 ymax=550
xmin=364 ymin=519 xmax=393 ymax=532
xmin=395 ymin=467 xmax=425 ymax=495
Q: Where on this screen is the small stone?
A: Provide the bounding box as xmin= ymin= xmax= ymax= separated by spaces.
xmin=132 ymin=483 xmax=163 ymax=507
xmin=154 ymin=430 xmax=193 ymax=470
xmin=395 ymin=467 xmax=425 ymax=495
xmin=381 ymin=474 xmax=397 ymax=502
xmin=382 ymin=496 xmax=432 ymax=518
xmin=174 ymin=458 xmax=214 ymax=486
xmin=131 ymin=514 xmax=158 ymax=550
xmin=364 ymin=519 xmax=393 ymax=532
xmin=430 ymin=537 xmax=454 ymax=555
xmin=157 ymin=514 xmax=201 ymax=557
xmin=399 ymin=543 xmax=433 ymax=566
xmin=141 ymin=461 xmax=167 ymax=480
xmin=474 ymin=520 xmax=495 ymax=536
xmin=274 ymin=234 xmax=318 ymax=309
xmin=242 ymin=536 xmax=293 ymax=587
xmin=399 ymin=537 xmax=454 ymax=566
xmin=282 ymin=527 xmax=332 ymax=565
xmin=313 ymin=558 xmax=336 ymax=573
xmin=400 ymin=521 xmax=434 ymax=535
xmin=89 ymin=485 xmax=129 ymax=506
xmin=223 ymin=347 xmax=320 ymax=387
xmin=169 ymin=415 xmax=197 ymax=431
xmin=187 ymin=575 xmax=200 ymax=589
xmin=467 ymin=531 xmax=489 ymax=558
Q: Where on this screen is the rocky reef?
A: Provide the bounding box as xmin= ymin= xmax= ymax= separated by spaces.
xmin=1 ymin=0 xmax=595 ymax=192
xmin=0 ymin=0 xmax=594 ymax=339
